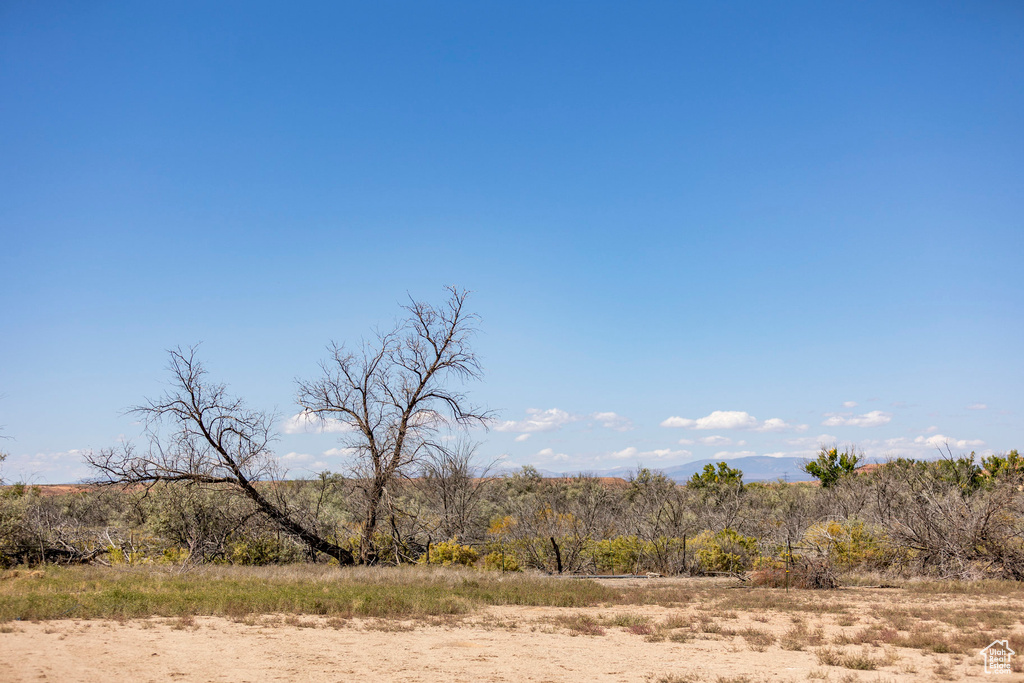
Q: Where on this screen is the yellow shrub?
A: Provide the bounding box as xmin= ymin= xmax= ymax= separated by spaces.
xmin=752 ymin=555 xmax=784 ymax=570
xmin=483 ymin=550 xmax=521 ymax=572
xmin=419 ymin=539 xmax=479 ymax=567
xmin=695 ymin=528 xmax=759 ymax=573
xmin=107 ymin=545 xmax=147 ymax=566
xmin=161 ymin=547 xmax=190 ymax=564
xmin=802 ymin=520 xmax=888 ymax=568
xmin=487 ymin=515 xmax=517 ymax=535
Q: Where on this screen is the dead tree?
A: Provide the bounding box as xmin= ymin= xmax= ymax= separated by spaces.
xmin=297 ymin=286 xmax=489 ymax=563
xmin=86 ymin=348 xmax=355 ymax=565
xmin=416 ymin=439 xmax=495 ymax=543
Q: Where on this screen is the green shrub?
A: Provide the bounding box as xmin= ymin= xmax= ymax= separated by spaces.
xmin=228 ymin=536 xmax=304 ymax=566
xmin=695 ymin=528 xmax=759 ymax=573
xmin=803 ymin=446 xmax=860 ymax=488
xmin=983 ymin=449 xmax=1023 ymax=479
xmin=688 ymin=463 xmax=743 ymax=490
xmin=586 ymin=536 xmax=645 ymax=574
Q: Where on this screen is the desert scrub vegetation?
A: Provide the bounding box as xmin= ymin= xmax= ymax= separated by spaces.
xmin=3 ymin=446 xmax=1023 ymax=584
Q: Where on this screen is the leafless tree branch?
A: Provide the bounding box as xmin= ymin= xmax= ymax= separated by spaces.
xmin=297 ymin=286 xmax=490 ymax=562
xmin=86 ymin=346 xmax=355 ymax=565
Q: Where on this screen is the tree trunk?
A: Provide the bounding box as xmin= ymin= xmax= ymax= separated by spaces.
xmin=359 ymin=481 xmax=384 ymax=563
xmin=550 ymin=536 xmax=563 ymax=574
xmin=237 ymin=478 xmax=355 ymax=565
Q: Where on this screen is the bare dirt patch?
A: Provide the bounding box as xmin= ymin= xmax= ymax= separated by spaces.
xmin=3 ymin=577 xmax=1023 ymax=682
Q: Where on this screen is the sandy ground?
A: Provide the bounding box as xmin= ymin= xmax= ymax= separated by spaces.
xmin=2 ymin=587 xmax=1023 ymax=682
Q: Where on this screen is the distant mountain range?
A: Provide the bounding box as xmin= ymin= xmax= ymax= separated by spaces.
xmin=656 ymin=456 xmax=814 ymax=483
xmin=495 ymin=455 xmax=817 ymax=483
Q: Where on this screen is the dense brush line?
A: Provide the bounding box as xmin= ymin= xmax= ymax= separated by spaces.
xmin=2 ymin=450 xmax=1022 ymax=581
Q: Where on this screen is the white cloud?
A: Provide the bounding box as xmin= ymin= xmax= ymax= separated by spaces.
xmin=644 ymin=448 xmax=692 ymax=459
xmin=496 ymin=408 xmax=580 ymax=433
xmin=821 ymin=410 xmax=892 ymax=427
xmin=323 ymin=447 xmax=357 ymax=458
xmin=2 ymin=448 xmax=92 ymax=484
xmin=282 ymin=410 xmax=353 ymax=434
xmin=282 ymin=451 xmax=313 ymax=462
xmin=966 ymin=403 xmax=988 ymax=411
xmin=785 ymin=434 xmax=838 ymax=447
xmin=773 ymin=435 xmax=845 ymax=461
xmin=925 ymin=425 xmax=939 ymax=434
xmin=757 ymin=418 xmax=808 ymax=433
xmin=661 ymin=411 xmax=756 ymax=430
xmin=409 ymin=410 xmax=447 ymax=428
xmin=699 ymin=435 xmax=732 ymax=446
xmin=514 ymin=434 xmax=531 ymax=442
xmin=856 ymin=435 xmax=991 ymax=461
xmin=536 ymin=447 xmax=570 ymax=462
xmin=591 ymin=412 xmax=633 ymax=432
xmin=713 ymin=450 xmax=756 ymax=459
xmin=661 ymin=410 xmax=804 ymax=432
xmin=609 ymin=446 xmax=691 ymax=460
xmin=842 ymin=401 xmax=858 ymax=408
xmin=677 ymin=438 xmax=695 ymax=445
xmin=280 ymin=452 xmax=329 ymax=471
xmin=913 ymin=434 xmax=986 ymax=449
xmin=497 ymin=408 xmax=632 ymax=435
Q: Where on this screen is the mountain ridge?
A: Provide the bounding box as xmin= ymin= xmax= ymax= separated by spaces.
xmin=495 ymin=455 xmax=816 ymax=483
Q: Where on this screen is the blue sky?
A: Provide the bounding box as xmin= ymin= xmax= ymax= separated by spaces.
xmin=1 ymin=1 xmax=1022 ymax=483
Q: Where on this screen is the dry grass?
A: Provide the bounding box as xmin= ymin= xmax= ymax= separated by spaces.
xmin=608 ymin=612 xmax=653 ymax=628
xmin=713 ymin=590 xmax=849 ymax=615
xmin=901 ymin=579 xmax=1024 ymax=597
xmin=780 ymin=622 xmax=825 ymax=650
xmin=550 ymin=612 xmax=606 ymax=636
xmin=547 ymin=610 xmax=715 ymax=643
xmin=815 ymin=645 xmax=898 ymax=670
xmin=738 ymin=627 xmax=775 ymax=651
xmin=0 ymin=564 xmax=690 ymax=622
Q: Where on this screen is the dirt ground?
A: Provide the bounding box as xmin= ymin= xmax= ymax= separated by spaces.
xmin=2 ymin=583 xmax=1023 ymax=682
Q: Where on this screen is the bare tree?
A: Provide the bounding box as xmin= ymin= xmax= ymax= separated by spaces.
xmin=416 ymin=440 xmax=495 ymax=543
xmin=865 ymin=451 xmax=1024 ymax=579
xmin=489 ymin=469 xmax=607 ymax=573
xmin=297 ymin=287 xmax=489 ymax=563
xmin=625 ymin=469 xmax=695 ymax=573
xmin=86 ymin=348 xmax=356 ymax=565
